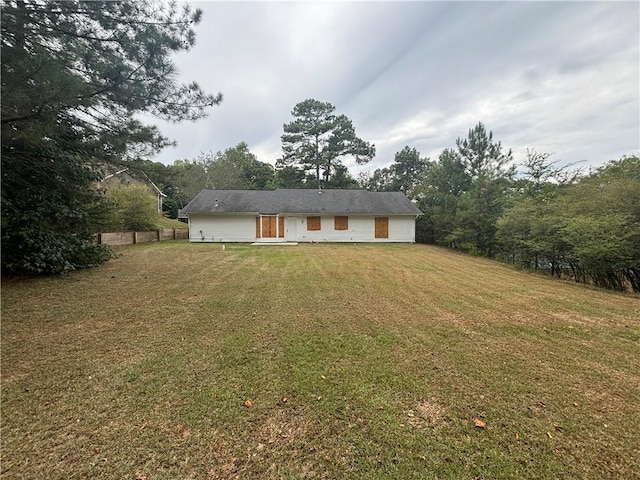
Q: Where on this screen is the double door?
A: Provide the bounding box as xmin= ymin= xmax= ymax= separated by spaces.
xmin=256 ymin=216 xmax=284 ymax=239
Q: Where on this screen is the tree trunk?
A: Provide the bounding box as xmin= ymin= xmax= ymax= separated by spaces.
xmin=15 ymin=1 xmax=26 ymax=50
xmin=622 ymin=268 xmax=640 ymax=292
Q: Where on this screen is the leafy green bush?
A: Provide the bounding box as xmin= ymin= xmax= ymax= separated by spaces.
xmin=106 ymin=184 xmax=159 ymax=232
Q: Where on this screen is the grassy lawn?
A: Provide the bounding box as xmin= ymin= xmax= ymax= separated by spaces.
xmin=155 ymin=216 xmax=188 ymax=230
xmin=2 ymin=242 xmax=639 ymax=479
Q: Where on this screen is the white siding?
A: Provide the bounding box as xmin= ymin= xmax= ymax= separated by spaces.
xmin=188 ymin=214 xmax=255 ymax=242
xmin=291 ymin=215 xmax=415 ymax=243
xmin=285 ymin=216 xmax=298 ymax=242
xmin=388 ymin=216 xmax=416 ymax=242
xmin=188 ymin=214 xmax=417 ymax=243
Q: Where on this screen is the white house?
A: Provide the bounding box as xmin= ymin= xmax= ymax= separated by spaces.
xmin=99 ymin=167 xmax=167 ymax=213
xmin=182 ymin=189 xmax=422 ymax=243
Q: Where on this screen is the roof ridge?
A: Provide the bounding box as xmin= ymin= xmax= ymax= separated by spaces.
xmin=183 ymin=188 xmax=421 ymax=215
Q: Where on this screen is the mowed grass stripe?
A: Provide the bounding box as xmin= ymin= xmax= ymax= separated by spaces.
xmin=1 ymin=242 xmax=639 ymax=479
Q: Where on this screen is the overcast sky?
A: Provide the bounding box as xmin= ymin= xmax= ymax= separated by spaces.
xmin=149 ymin=1 xmax=639 ymax=175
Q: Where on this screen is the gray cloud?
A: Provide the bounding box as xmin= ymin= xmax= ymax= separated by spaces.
xmin=149 ymin=1 xmax=639 ymax=175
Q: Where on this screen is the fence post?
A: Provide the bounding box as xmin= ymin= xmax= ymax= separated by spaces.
xmin=158 ymin=229 xmax=161 ymax=242
xmin=96 ymin=233 xmax=102 ymax=245
xmin=133 ymin=232 xmax=138 ymax=244
xmin=173 ymin=228 xmax=176 ymax=239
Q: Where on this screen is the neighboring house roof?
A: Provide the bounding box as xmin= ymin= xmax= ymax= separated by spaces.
xmin=100 ymin=168 xmax=166 ymax=198
xmin=183 ymin=189 xmax=422 ymax=216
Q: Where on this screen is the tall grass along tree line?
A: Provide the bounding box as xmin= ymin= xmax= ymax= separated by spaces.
xmin=496 ymin=154 xmax=640 ymax=291
xmin=1 ymin=0 xmax=221 ymax=274
xmin=386 ymin=123 xmax=638 ymax=292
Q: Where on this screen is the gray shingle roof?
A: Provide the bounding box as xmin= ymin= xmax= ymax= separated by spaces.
xmin=182 ymin=189 xmax=422 ymax=216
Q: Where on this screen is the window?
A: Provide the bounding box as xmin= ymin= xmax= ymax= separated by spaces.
xmin=334 ymin=216 xmax=348 ymax=230
xmin=375 ymin=217 xmax=389 ymax=238
xmin=307 ymin=216 xmax=321 ymax=231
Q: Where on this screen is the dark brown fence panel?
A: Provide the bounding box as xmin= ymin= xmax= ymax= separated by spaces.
xmin=96 ymin=229 xmax=189 ymax=245
xmin=175 ymin=229 xmax=189 ymax=239
xmin=161 ymin=229 xmax=176 ymax=240
xmin=135 ymin=231 xmax=159 ymax=243
xmin=99 ymin=232 xmax=135 ymax=246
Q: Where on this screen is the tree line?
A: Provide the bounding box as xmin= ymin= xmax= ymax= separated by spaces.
xmin=363 ymin=124 xmax=639 ymax=292
xmin=140 ymin=116 xmax=639 ymax=292
xmin=2 ymin=1 xmax=637 ymax=292
xmin=133 ymin=98 xmax=375 ymax=218
xmin=2 ymin=1 xmax=220 ymax=274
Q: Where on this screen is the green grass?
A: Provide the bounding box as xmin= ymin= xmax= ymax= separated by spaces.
xmin=155 ymin=215 xmax=188 ymax=229
xmin=2 ymin=243 xmax=639 ymax=479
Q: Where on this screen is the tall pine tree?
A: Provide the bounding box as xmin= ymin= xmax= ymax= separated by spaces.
xmin=450 ymin=123 xmax=515 ymax=256
xmin=1 ymin=1 xmax=221 ymax=273
xmin=279 ymin=99 xmax=375 ymax=189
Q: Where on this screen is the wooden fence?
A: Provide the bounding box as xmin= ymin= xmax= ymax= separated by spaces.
xmin=95 ymin=228 xmax=189 ymax=246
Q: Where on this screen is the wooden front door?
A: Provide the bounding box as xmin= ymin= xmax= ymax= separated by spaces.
xmin=255 ymin=216 xmax=284 ymax=238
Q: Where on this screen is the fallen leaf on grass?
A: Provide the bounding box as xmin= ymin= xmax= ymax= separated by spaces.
xmin=244 ymin=399 xmax=253 ymax=408
xmin=473 ymin=418 xmax=486 ymax=429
